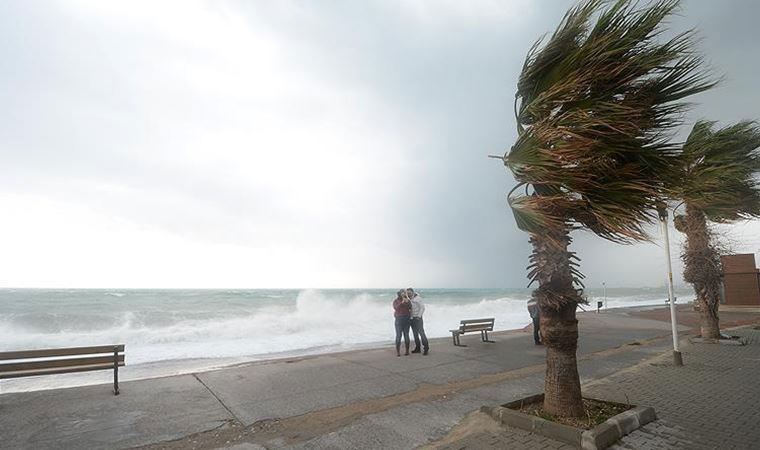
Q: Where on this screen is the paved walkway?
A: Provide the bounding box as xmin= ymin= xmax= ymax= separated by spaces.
xmin=594 ymin=326 xmax=760 ymax=450
xmin=1 ymin=305 xmax=758 ymax=449
xmin=431 ymin=326 xmax=760 ymax=450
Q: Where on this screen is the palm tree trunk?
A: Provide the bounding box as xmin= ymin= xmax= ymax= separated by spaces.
xmin=530 ymin=224 xmax=584 ymax=417
xmin=682 ymin=204 xmax=721 ymax=340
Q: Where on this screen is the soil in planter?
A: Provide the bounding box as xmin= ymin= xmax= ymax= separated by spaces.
xmin=517 ymin=398 xmax=633 ymax=430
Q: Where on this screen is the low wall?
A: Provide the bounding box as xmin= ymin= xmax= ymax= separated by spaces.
xmin=722 ymin=254 xmax=760 ymax=306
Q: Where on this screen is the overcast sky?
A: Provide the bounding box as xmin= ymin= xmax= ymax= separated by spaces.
xmin=1 ymin=0 xmax=759 ymax=288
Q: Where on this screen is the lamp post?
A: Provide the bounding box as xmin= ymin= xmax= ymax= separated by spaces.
xmin=657 ymin=203 xmax=683 ymax=366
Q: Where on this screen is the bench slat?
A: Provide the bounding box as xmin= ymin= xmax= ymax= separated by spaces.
xmin=0 ymin=362 xmax=125 ymax=379
xmin=0 ymin=345 xmax=125 ymax=361
xmin=0 ymin=354 xmax=124 ymax=372
xmin=460 ymin=323 xmax=494 ymax=328
xmin=460 ymin=318 xmax=494 ymax=325
xmin=460 ymin=325 xmax=493 ymax=332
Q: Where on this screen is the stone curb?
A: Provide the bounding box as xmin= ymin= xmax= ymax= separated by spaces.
xmin=481 ymin=396 xmax=656 ymax=450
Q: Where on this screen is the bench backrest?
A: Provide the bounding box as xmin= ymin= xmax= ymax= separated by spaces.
xmin=459 ymin=318 xmax=495 ymax=332
xmin=0 ymin=345 xmax=125 ymax=380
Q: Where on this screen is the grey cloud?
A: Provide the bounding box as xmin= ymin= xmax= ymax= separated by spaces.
xmin=0 ymin=0 xmax=758 ymax=287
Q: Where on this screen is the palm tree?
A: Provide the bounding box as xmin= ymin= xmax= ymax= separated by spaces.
xmin=672 ymin=121 xmax=760 ymax=340
xmin=496 ymin=0 xmax=713 ymax=417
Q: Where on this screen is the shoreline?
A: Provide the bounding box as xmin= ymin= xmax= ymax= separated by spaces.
xmin=0 ymin=302 xmax=677 ymax=395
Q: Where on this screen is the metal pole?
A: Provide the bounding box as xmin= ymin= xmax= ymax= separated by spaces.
xmin=603 ymin=282 xmax=607 ymax=309
xmin=658 ymin=206 xmax=683 ymax=366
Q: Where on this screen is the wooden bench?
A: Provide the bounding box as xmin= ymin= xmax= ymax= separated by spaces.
xmin=450 ymin=318 xmax=495 ymax=346
xmin=0 ymin=345 xmax=125 ymax=395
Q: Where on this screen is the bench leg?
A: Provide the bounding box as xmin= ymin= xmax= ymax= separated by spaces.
xmin=482 ymin=330 xmax=495 ymax=343
xmin=113 ymin=348 xmax=119 ymax=396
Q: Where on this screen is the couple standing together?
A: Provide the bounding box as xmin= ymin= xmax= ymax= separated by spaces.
xmin=392 ymin=288 xmax=429 ymax=356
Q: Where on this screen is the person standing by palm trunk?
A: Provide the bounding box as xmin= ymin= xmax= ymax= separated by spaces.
xmin=527 ymin=297 xmax=541 ymax=345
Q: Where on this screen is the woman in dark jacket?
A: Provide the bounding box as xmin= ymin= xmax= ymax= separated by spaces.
xmin=393 ymin=289 xmax=412 ymax=356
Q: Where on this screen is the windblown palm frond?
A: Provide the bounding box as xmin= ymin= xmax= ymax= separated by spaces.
xmin=502 ymin=0 xmax=715 ymax=245
xmin=674 ymin=120 xmax=760 ymax=222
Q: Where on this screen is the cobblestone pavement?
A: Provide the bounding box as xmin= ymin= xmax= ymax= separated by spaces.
xmin=593 ymin=328 xmax=760 ymax=450
xmin=434 ymin=420 xmax=576 ymax=450
xmin=436 ymin=327 xmax=760 ymax=449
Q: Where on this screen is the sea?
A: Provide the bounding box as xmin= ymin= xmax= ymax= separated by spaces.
xmin=0 ymin=287 xmax=693 ymax=392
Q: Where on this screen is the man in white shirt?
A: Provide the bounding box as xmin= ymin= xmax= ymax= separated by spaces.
xmin=407 ymin=288 xmax=429 ymax=355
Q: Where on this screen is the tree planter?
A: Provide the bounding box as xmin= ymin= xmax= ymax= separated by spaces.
xmin=481 ymin=394 xmax=656 ymax=450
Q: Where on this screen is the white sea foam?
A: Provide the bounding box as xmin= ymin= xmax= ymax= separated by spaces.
xmin=0 ymin=290 xmax=525 ymax=364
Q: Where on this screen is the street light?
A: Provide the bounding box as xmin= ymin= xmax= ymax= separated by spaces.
xmin=657 ymin=203 xmax=683 ymax=366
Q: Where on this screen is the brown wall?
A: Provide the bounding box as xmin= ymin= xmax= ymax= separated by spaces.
xmin=721 ymin=254 xmax=760 ymax=306
xmin=722 ymin=254 xmax=757 ymax=273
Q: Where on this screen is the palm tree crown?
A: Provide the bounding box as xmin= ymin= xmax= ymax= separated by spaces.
xmin=674 ymin=120 xmax=760 ymax=223
xmin=504 ymin=0 xmax=714 ymax=253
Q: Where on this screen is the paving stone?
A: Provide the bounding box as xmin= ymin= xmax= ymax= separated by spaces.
xmin=435 ymin=328 xmax=760 ymax=450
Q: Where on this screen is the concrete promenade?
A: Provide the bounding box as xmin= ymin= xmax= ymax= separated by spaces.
xmin=1 ymin=305 xmax=758 ymax=449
